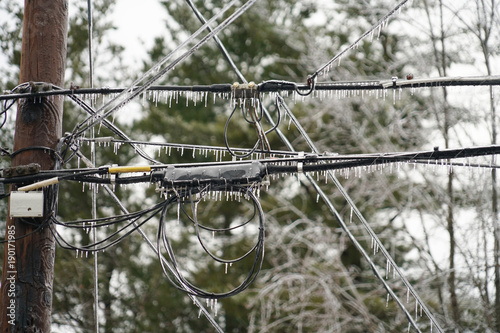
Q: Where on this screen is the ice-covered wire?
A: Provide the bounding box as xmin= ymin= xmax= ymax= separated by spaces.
xmin=2 ymin=75 xmax=500 ymax=102
xmin=63 ymin=90 xmax=160 ymax=164
xmin=310 ymin=0 xmax=410 ymax=81
xmin=183 ymin=188 xmax=260 ymax=264
xmin=184 ymin=0 xmax=274 ymax=155
xmin=50 ymin=201 xmax=165 ymax=252
xmin=79 ymin=137 xmax=295 ymax=159
xmin=2 ymin=143 xmax=498 ymax=191
xmin=157 ymin=185 xmax=265 ymax=299
xmin=184 ymin=0 xmax=246 ymax=83
xmin=276 ymin=96 xmax=444 ymax=333
xmin=71 ymin=0 xmax=258 ymax=139
xmin=224 ymin=104 xmax=261 ymax=158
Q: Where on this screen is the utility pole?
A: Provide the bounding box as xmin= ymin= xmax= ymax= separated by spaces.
xmin=1 ymin=0 xmax=68 ymax=331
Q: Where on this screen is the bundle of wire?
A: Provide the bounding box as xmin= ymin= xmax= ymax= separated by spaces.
xmin=38 ymin=183 xmax=265 ymax=299
xmin=50 ymin=200 xmax=166 ymax=253
xmin=157 ymin=185 xmax=265 ymax=299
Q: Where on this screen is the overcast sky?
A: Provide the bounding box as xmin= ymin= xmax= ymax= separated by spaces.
xmin=109 ymin=1 xmax=167 ymax=67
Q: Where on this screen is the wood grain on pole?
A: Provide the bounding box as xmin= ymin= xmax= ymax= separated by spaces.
xmin=1 ymin=1 xmax=68 ymax=331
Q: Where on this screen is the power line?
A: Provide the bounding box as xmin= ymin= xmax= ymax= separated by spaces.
xmin=2 ymin=145 xmax=498 ymax=190
xmin=310 ymin=0 xmax=411 ymax=81
xmin=2 ymin=75 xmax=500 ymax=101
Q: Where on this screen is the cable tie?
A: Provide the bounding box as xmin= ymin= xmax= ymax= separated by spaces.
xmin=297 ymin=152 xmax=304 ymax=173
xmin=232 ymin=82 xmax=258 ymax=100
xmin=297 ymin=162 xmax=303 ymax=174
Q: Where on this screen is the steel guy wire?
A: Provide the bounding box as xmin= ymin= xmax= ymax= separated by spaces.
xmin=277 ymin=96 xmax=444 ymax=333
xmin=65 ymin=92 xmax=160 ymax=164
xmin=72 ymin=0 xmax=258 ymax=139
xmin=310 ymin=0 xmax=411 ymax=81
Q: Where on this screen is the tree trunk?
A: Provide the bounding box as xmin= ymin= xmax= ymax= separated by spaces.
xmin=0 ymin=0 xmax=67 ymax=331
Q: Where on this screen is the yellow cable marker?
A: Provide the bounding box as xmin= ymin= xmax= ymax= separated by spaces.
xmin=108 ymin=166 xmax=152 ymax=174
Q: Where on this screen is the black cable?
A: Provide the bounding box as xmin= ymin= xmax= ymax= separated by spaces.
xmin=10 ymin=146 xmax=64 ymax=165
xmin=51 ymin=200 xmax=166 ymax=252
xmin=157 ymin=185 xmax=265 ymax=299
xmin=3 ymin=75 xmax=499 ymax=103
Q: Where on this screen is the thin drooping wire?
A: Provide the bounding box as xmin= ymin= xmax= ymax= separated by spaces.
xmin=184 ymin=188 xmax=260 ymax=264
xmin=310 ymin=0 xmax=410 ymax=81
xmin=277 ymin=96 xmax=444 ymax=333
xmin=71 ymin=0 xmax=258 ymax=139
xmin=223 ymin=96 xmax=278 ymax=158
xmin=50 ymin=181 xmax=264 ymax=301
xmin=86 ymin=1 xmax=99 ymax=331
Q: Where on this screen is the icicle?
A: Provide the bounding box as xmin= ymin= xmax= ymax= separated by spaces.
xmin=386 ymin=293 xmax=390 ymax=308
xmin=415 ymin=299 xmax=418 ymax=320
xmin=177 ymin=201 xmax=181 ymax=225
xmin=76 ymin=249 xmax=79 ymax=258
xmin=225 ymin=263 xmax=228 ymax=274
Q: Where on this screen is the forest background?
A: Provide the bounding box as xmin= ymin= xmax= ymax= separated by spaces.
xmin=0 ymin=0 xmax=499 ymax=332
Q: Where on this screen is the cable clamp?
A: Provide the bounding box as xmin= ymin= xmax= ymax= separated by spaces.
xmin=232 ymin=82 xmax=258 ymax=100
xmin=109 ymin=164 xmax=118 ymax=186
xmin=297 ymin=152 xmax=304 ymax=174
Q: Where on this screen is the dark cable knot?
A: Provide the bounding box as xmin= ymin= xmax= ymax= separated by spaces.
xmin=296 ymin=75 xmax=316 ymax=96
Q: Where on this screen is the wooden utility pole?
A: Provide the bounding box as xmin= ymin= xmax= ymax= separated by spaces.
xmin=1 ymin=0 xmax=68 ymax=331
